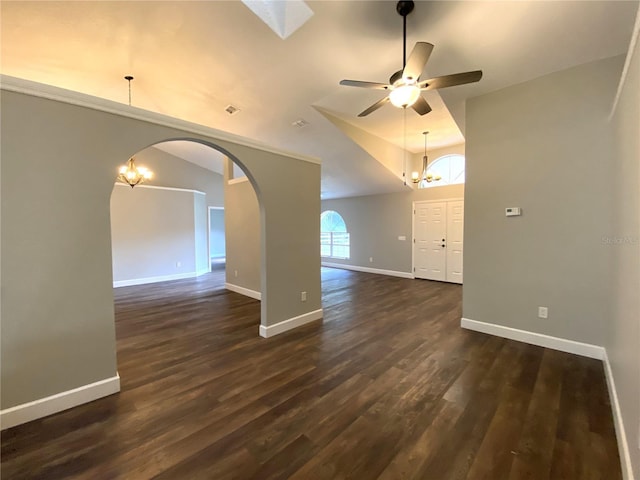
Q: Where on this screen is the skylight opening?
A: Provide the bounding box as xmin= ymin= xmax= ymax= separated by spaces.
xmin=241 ymin=0 xmax=314 ymax=39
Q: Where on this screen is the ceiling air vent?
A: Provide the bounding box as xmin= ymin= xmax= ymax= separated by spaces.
xmin=292 ymin=118 xmax=309 ymax=128
xmin=225 ymin=105 xmax=240 ymax=115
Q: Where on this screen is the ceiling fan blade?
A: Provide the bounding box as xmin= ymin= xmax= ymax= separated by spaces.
xmin=419 ymin=70 xmax=483 ymax=90
xmin=340 ymin=80 xmax=390 ymax=90
xmin=358 ymin=96 xmax=390 ymax=117
xmin=411 ymin=95 xmax=432 ymax=116
xmin=402 ymin=42 xmax=434 ymax=82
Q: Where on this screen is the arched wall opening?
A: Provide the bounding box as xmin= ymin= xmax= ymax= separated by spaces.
xmin=109 ymin=140 xmax=261 ymax=301
xmin=110 ymin=139 xmax=263 ymax=385
xmin=0 ymin=79 xmax=322 ymax=428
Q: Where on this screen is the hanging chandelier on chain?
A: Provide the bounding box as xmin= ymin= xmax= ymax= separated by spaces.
xmin=117 ymin=76 xmax=153 ymax=188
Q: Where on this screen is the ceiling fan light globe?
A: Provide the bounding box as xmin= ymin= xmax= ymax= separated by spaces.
xmin=389 ymin=84 xmax=420 ymax=108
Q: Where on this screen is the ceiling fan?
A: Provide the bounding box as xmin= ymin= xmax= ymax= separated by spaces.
xmin=340 ymin=0 xmax=483 ymax=117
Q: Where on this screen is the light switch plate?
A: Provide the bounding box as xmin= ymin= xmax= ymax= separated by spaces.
xmin=506 ymin=207 xmax=522 ymax=217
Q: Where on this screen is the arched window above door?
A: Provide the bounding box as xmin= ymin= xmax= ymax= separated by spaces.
xmin=419 ymin=154 xmax=465 ymax=188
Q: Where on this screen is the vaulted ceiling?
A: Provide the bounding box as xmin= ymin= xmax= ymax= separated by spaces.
xmin=1 ymin=1 xmax=637 ymax=198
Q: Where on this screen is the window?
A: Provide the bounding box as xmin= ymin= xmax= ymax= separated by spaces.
xmin=320 ymin=210 xmax=350 ymax=259
xmin=419 ymin=154 xmax=465 ymax=189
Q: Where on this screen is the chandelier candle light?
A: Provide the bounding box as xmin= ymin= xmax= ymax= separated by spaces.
xmin=117 ymin=76 xmax=153 ymax=188
xmin=412 ymin=131 xmax=441 ymax=185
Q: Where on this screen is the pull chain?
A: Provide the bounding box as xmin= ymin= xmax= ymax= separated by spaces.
xmin=403 ymin=107 xmax=407 ymax=185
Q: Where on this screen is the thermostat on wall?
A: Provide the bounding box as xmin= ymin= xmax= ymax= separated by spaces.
xmin=505 ymin=207 xmax=522 ymax=217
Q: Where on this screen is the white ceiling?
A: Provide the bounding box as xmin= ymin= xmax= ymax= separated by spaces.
xmin=1 ymin=1 xmax=637 ymax=199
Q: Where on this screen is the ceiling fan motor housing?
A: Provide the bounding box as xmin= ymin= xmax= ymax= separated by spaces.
xmin=390 ymin=70 xmax=404 ymax=86
xmin=396 ymin=1 xmax=415 ymax=17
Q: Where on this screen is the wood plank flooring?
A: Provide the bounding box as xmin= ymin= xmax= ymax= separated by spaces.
xmin=1 ymin=267 xmax=621 ymax=479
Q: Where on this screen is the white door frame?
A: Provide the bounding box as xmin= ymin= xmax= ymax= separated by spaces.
xmin=412 ymin=197 xmax=464 ymax=281
xmin=207 ymin=206 xmax=224 ymax=273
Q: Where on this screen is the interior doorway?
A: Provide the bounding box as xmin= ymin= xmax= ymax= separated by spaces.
xmin=208 ymin=206 xmax=225 ymax=272
xmin=413 ymin=199 xmax=464 ymax=284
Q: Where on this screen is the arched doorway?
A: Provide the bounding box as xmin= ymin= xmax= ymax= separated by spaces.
xmin=110 ymin=140 xmax=260 ymax=298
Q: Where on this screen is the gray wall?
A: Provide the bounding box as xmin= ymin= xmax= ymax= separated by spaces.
xmin=463 ymin=55 xmax=623 ymax=346
xmin=1 ymin=86 xmax=321 ymax=410
xmin=608 ymin=39 xmax=640 ymax=477
xmin=209 ymin=209 xmax=226 ymax=258
xmin=322 ymin=192 xmax=413 ymax=272
xmin=111 ymin=185 xmax=200 ymax=282
xmin=225 ymin=170 xmax=261 ymax=293
xmin=321 ymin=181 xmax=464 ymax=274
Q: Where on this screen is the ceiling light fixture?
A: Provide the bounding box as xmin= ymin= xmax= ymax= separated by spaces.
xmin=389 ymin=82 xmax=421 ymax=108
xmin=118 ymin=157 xmax=153 ymax=188
xmin=412 ymin=131 xmax=441 ymax=185
xmin=117 ymin=76 xmax=153 ymax=188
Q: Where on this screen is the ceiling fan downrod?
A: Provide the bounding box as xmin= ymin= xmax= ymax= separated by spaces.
xmin=396 ymin=1 xmax=415 ymax=69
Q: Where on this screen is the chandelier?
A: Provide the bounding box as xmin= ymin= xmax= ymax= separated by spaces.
xmin=118 ymin=157 xmax=153 ymax=188
xmin=117 ymin=75 xmax=153 ymax=188
xmin=412 ymin=131 xmax=441 ymax=184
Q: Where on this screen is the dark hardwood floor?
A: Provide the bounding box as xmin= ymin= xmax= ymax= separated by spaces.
xmin=1 ymin=268 xmax=621 ymax=479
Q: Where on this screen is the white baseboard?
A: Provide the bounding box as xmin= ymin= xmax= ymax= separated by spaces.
xmin=0 ymin=374 xmax=120 ymax=430
xmin=114 ymin=272 xmax=197 ymax=288
xmin=460 ymin=318 xmax=605 ymax=360
xmin=225 ymin=282 xmax=261 ymax=300
xmin=602 ymin=351 xmax=634 ymax=480
xmin=321 ymin=262 xmax=413 ymax=279
xmin=259 ymin=308 xmax=323 ymax=338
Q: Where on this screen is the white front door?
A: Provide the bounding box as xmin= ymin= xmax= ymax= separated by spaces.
xmin=414 ymin=201 xmax=447 ymax=281
xmin=446 ymin=200 xmax=464 ymax=283
xmin=413 ymin=200 xmax=464 ymax=284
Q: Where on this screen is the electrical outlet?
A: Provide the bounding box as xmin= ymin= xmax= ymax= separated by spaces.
xmin=538 ymin=306 xmax=548 ymax=319
xmin=234 ymin=270 xmax=238 ymax=278
xmin=301 ymin=291 xmax=307 ymax=302
xmin=176 ymin=261 xmax=181 ymax=268
xmin=369 ymin=257 xmax=373 ymax=263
